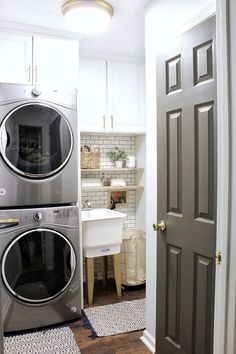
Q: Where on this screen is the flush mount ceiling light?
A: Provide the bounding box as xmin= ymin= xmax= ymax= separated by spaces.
xmin=62 ymin=0 xmax=114 ymax=34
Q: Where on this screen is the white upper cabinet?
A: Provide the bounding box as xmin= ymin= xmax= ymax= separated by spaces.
xmin=0 ymin=32 xmax=79 ymax=88
xmin=78 ymin=58 xmax=107 ymax=131
xmin=78 ymin=58 xmax=145 ymax=133
xmin=107 ymin=61 xmax=145 ymax=133
xmin=33 ymin=37 xmax=79 ymax=88
xmin=0 ymin=33 xmax=32 ymax=84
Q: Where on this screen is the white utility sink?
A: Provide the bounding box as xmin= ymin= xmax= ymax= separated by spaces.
xmin=81 ymin=208 xmax=127 ymax=257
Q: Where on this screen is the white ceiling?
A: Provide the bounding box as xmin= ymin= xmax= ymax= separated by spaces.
xmin=0 ymin=0 xmax=150 ymax=58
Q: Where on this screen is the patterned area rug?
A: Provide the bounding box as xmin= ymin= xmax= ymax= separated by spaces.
xmin=4 ymin=326 xmax=81 ymax=354
xmin=83 ymin=298 xmax=146 ymax=337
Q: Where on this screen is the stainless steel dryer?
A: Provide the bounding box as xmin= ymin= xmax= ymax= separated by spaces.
xmin=0 ymin=205 xmax=82 ymax=333
xmin=0 ymin=83 xmax=78 ymax=207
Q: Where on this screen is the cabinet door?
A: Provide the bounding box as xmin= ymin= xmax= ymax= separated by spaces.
xmin=33 ymin=37 xmax=79 ymax=88
xmin=78 ymin=58 xmax=107 ymax=132
xmin=0 ymin=33 xmax=32 ymax=84
xmin=107 ymin=61 xmax=145 ymax=133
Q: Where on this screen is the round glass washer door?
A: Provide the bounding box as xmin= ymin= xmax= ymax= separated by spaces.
xmin=0 ymin=103 xmax=73 ymax=178
xmin=2 ymin=228 xmax=76 ymax=304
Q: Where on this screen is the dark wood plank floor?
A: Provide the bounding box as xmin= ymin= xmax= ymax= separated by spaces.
xmin=70 ymin=279 xmax=151 ymax=354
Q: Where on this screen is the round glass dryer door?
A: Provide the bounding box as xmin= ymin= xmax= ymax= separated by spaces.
xmin=2 ymin=229 xmax=76 ymax=303
xmin=0 ymin=103 xmax=73 ymax=178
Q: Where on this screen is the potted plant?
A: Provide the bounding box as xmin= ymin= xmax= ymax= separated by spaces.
xmin=108 ymin=146 xmax=127 ymax=168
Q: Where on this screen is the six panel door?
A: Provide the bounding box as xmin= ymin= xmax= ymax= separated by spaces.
xmin=156 ymin=16 xmax=217 ymax=354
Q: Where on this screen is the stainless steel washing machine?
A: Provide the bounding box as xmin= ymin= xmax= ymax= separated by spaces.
xmin=0 ymin=205 xmax=82 ymax=333
xmin=0 ymin=83 xmax=78 ymax=208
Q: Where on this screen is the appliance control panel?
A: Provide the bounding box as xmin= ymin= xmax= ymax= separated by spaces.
xmin=0 ymin=83 xmax=76 ymax=109
xmin=0 ymin=206 xmax=79 ymax=229
xmin=30 ymin=206 xmax=78 ymax=226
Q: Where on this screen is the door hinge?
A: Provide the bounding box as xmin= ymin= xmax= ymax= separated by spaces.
xmin=215 ymin=250 xmax=222 ymax=265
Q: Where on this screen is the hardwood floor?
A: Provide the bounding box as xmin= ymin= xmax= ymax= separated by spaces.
xmin=70 ymin=279 xmax=151 ymax=354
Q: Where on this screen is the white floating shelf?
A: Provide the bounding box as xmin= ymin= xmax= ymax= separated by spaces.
xmin=81 ymin=185 xmax=144 ymax=192
xmin=81 ymin=167 xmax=144 ymax=172
xmin=80 ymin=131 xmax=146 ymax=136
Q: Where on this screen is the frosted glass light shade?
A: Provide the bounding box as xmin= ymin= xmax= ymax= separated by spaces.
xmin=62 ymin=0 xmax=114 ymax=34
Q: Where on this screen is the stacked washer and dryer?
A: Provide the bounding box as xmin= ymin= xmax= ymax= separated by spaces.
xmin=0 ymin=83 xmax=82 ymax=332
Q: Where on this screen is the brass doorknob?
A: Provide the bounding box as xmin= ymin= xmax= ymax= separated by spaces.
xmin=153 ymin=220 xmax=166 ymax=232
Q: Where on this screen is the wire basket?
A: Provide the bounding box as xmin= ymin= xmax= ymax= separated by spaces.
xmin=81 ymin=152 xmax=100 ymax=169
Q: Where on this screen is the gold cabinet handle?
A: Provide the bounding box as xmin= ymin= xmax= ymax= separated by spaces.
xmin=27 ymin=65 xmax=31 ymax=82
xmin=153 ymin=220 xmax=166 ymax=232
xmin=103 ymin=115 xmax=106 ymax=129
xmin=33 ymin=65 xmax=38 ymax=83
xmin=111 ymin=115 xmax=114 ymax=129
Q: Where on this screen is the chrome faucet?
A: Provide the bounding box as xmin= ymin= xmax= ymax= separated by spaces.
xmin=83 ymin=199 xmax=92 ymax=209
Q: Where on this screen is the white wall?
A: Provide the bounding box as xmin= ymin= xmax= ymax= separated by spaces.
xmin=141 ymin=3 xmax=158 ymax=352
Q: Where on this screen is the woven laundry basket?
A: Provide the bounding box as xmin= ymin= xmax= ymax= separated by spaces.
xmin=120 ymin=229 xmax=146 ymax=286
xmin=81 ymin=152 xmax=100 ymax=169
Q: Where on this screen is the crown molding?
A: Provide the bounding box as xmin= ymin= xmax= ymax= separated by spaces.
xmin=0 ymin=20 xmax=83 ymax=40
xmin=176 ymin=2 xmax=216 ymax=36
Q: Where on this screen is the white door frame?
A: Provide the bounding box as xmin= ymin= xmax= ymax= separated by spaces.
xmin=214 ymin=0 xmax=229 ymax=353
xmin=223 ymin=1 xmax=236 ymax=352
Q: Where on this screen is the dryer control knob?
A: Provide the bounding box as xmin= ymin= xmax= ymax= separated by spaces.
xmin=31 ymin=87 xmax=41 ymax=97
xmin=33 ymin=212 xmax=43 ymax=222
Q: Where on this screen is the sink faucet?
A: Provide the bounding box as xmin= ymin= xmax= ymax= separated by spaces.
xmin=110 ymin=199 xmax=116 ymax=210
xmin=83 ymin=199 xmax=92 ymax=209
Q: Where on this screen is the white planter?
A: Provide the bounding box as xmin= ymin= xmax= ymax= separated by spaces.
xmin=115 ymin=160 xmax=123 ymax=168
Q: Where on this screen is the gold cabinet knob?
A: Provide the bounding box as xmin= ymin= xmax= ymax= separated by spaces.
xmin=153 ymin=220 xmax=166 ymax=232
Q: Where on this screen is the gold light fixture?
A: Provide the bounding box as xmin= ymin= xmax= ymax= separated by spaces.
xmin=62 ymin=0 xmax=114 ymax=34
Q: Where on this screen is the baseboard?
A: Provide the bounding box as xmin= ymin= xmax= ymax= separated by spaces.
xmin=140 ymin=330 xmax=155 ymax=353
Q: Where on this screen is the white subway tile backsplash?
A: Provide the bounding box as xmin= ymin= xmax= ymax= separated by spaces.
xmin=81 ymin=133 xmax=136 ymax=228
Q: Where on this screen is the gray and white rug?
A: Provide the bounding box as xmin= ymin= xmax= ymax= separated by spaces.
xmin=4 ymin=326 xmax=81 ymax=354
xmin=83 ymin=298 xmax=146 ymax=337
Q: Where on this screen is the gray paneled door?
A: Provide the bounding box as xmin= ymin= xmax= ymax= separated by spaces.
xmin=155 ymin=16 xmax=216 ymax=354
